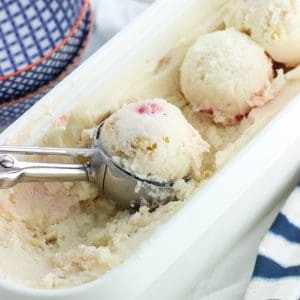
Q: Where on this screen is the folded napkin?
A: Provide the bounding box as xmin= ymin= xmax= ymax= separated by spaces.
xmin=245 ymin=184 xmax=300 ymax=300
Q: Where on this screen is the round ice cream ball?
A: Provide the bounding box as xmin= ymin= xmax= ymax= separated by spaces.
xmin=100 ymin=99 xmax=209 ymax=182
xmin=225 ymin=0 xmax=300 ymax=67
xmin=180 ymin=28 xmax=274 ymax=124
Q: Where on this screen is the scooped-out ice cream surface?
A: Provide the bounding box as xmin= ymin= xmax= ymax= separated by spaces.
xmin=180 ymin=28 xmax=274 ymax=124
xmin=225 ymin=0 xmax=300 ymax=67
xmin=100 ymin=98 xmax=209 ymax=182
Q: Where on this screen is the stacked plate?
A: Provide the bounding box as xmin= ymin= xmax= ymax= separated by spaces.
xmin=0 ymin=0 xmax=92 ymax=129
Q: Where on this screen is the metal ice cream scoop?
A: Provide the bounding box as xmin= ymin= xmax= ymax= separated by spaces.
xmin=0 ymin=124 xmax=176 ymax=209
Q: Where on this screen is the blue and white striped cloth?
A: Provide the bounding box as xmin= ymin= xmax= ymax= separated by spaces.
xmin=245 ymin=184 xmax=300 ymax=300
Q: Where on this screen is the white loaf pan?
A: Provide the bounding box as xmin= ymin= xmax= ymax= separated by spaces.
xmin=0 ymin=0 xmax=300 ymax=299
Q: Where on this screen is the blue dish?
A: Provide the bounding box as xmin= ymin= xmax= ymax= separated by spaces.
xmin=0 ymin=0 xmax=92 ymax=129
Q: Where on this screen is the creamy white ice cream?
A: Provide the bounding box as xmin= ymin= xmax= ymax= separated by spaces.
xmin=225 ymin=0 xmax=300 ymax=67
xmin=180 ymin=28 xmax=274 ymax=124
xmin=100 ymin=98 xmax=209 ymax=182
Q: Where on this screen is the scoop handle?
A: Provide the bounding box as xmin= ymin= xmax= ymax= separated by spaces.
xmin=0 ymin=145 xmax=96 ymax=157
xmin=0 ymin=154 xmax=90 ymax=188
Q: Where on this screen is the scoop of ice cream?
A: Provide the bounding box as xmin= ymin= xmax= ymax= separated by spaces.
xmin=225 ymin=0 xmax=300 ymax=67
xmin=180 ymin=28 xmax=274 ymax=124
xmin=100 ymin=99 xmax=209 ymax=182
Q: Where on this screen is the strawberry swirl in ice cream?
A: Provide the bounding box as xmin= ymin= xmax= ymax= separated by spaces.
xmin=180 ymin=28 xmax=274 ymax=124
xmin=100 ymin=99 xmax=209 ymax=182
